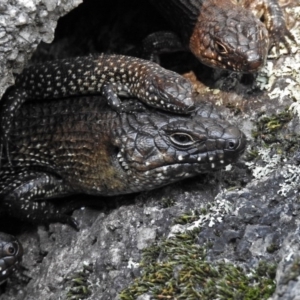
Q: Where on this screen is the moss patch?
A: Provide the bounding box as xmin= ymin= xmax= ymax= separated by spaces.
xmin=251 ymin=109 xmax=293 ymax=143
xmin=65 ymin=263 xmax=93 ymax=300
xmin=120 ymin=228 xmax=276 ymax=300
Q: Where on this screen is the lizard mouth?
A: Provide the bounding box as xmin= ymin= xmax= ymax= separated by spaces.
xmin=116 ymin=150 xmax=236 ymax=174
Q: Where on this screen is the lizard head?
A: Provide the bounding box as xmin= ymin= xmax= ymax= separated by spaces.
xmin=137 ymin=66 xmax=195 ymax=114
xmin=189 ymin=1 xmax=269 ymax=73
xmin=114 ymin=110 xmax=246 ymax=193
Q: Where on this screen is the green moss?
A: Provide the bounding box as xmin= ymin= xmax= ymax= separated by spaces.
xmin=256 ymin=261 xmax=277 ymax=279
xmin=252 ymin=109 xmax=293 ymax=143
xmin=244 ymin=148 xmax=259 ymax=162
xmin=248 ymin=109 xmax=300 ymax=163
xmin=65 ymin=263 xmax=93 ymax=300
xmin=161 ymin=197 xmax=176 ymax=208
xmin=120 ymin=229 xmax=276 ymax=300
xmin=266 ymin=243 xmax=280 ymax=254
xmin=174 ymin=210 xmax=200 ymax=225
xmin=174 ymin=206 xmax=212 ymax=225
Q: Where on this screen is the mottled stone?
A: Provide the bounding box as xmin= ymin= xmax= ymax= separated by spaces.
xmin=0 ymin=0 xmax=82 ymax=96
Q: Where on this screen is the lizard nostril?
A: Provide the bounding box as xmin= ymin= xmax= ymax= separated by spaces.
xmin=228 ymin=140 xmax=237 ymax=149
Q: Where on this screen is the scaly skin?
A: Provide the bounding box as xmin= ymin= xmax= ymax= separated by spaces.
xmin=0 ymin=232 xmax=23 ymax=285
xmin=240 ymin=0 xmax=295 ymax=53
xmin=146 ymin=0 xmax=294 ymax=72
xmin=0 ymin=54 xmax=195 ymax=165
xmin=0 ymin=97 xmax=246 ymax=281
xmin=0 ymin=96 xmax=246 ymax=229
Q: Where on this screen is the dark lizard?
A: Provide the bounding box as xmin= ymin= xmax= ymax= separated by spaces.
xmin=143 ymin=0 xmax=295 ymax=72
xmin=0 ymin=95 xmax=246 ymax=230
xmin=0 ymin=95 xmax=245 ymax=284
xmin=0 ymin=232 xmax=23 ymax=285
xmin=0 ymin=57 xmax=245 ymax=283
xmin=0 ymin=95 xmax=246 ymax=282
xmin=0 ymin=54 xmax=195 ymax=164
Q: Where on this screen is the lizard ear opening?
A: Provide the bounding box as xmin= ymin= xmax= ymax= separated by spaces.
xmin=112 ymin=146 xmax=120 ymax=156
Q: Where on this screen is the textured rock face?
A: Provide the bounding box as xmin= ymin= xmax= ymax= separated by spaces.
xmin=0 ymin=0 xmax=82 ymax=96
xmin=0 ymin=0 xmax=300 ymax=299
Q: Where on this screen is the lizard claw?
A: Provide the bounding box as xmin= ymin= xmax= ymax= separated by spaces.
xmin=120 ymin=100 xmax=146 ymax=113
xmin=269 ymin=25 xmax=296 ymax=56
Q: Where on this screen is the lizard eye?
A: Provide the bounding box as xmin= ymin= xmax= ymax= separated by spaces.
xmin=170 ymin=133 xmax=195 ymax=146
xmin=215 ymin=42 xmax=227 ymax=54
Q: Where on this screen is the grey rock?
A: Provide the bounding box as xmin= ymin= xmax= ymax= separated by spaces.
xmin=0 ymin=0 xmax=82 ymax=96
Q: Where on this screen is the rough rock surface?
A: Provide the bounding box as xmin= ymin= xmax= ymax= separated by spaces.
xmin=0 ymin=0 xmax=82 ymax=96
xmin=0 ymin=0 xmax=300 ymax=299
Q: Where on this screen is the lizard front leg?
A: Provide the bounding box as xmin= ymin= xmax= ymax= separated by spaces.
xmin=240 ymin=0 xmax=296 ymax=53
xmin=0 ymin=169 xmax=79 ymax=230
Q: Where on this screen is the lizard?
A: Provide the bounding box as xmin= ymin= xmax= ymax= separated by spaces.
xmin=0 ymin=95 xmax=246 ymax=231
xmin=0 ymin=57 xmax=245 ymax=283
xmin=143 ymin=0 xmax=295 ymax=72
xmin=0 ymin=54 xmax=195 ymax=165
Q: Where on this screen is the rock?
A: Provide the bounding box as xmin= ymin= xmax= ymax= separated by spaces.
xmin=0 ymin=0 xmax=82 ymax=96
